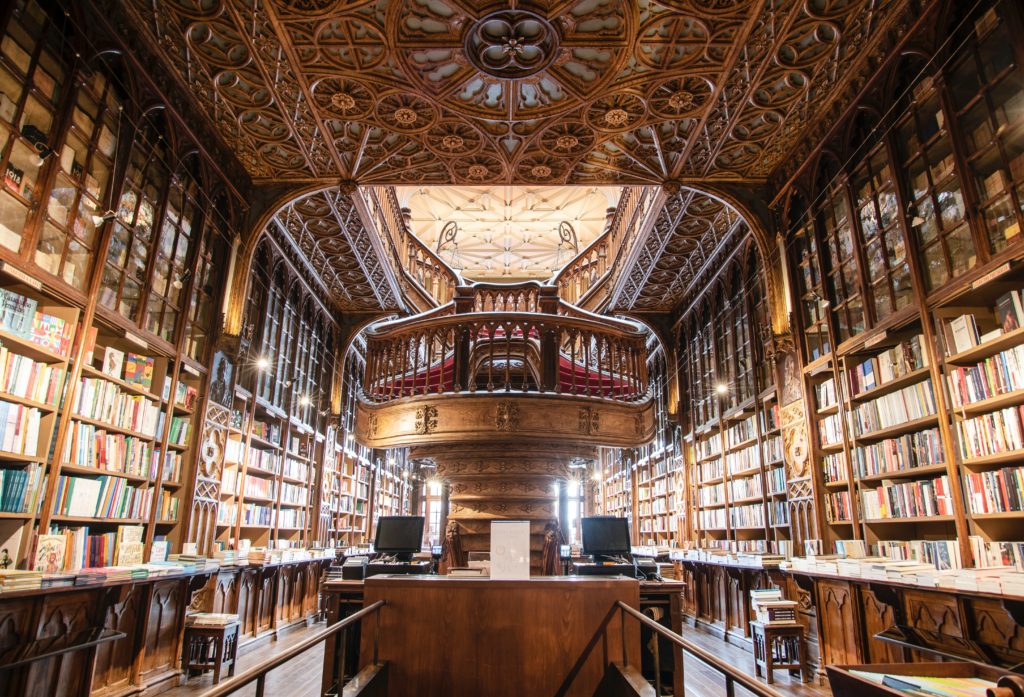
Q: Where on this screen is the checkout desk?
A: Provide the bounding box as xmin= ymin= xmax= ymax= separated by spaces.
xmin=321 ymin=574 xmax=685 ymax=696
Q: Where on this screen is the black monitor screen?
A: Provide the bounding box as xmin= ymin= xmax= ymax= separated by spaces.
xmin=374 ymin=516 xmax=424 ymax=554
xmin=581 ymin=517 xmax=631 ymax=557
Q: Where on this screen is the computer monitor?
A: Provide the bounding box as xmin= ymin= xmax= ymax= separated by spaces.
xmin=373 ymin=516 xmax=425 ymax=562
xmin=581 ymin=516 xmax=632 ymax=562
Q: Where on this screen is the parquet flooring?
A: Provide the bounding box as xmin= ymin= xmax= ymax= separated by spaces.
xmin=163 ymin=618 xmax=834 ymax=697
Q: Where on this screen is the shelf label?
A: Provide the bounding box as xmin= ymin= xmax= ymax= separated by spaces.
xmin=0 ymin=262 xmax=42 ymax=290
xmin=972 ymin=263 xmax=1011 ymax=289
xmin=182 ymin=363 xmax=200 ymax=377
xmin=124 ymin=331 xmax=148 ymax=348
xmin=865 ymin=331 xmax=888 ymax=348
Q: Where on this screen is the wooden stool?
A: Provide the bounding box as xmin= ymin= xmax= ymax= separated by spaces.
xmin=750 ymin=621 xmax=809 ymax=684
xmin=182 ymin=622 xmax=239 ymax=684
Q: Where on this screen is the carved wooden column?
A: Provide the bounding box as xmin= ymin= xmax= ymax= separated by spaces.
xmin=422 ymin=442 xmax=594 ymax=572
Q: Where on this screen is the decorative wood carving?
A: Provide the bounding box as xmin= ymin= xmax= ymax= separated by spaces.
xmin=114 ymin=0 xmax=915 ymax=186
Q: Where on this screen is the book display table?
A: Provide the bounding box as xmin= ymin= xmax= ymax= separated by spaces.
xmin=750 ymin=621 xmax=809 ymax=684
xmin=182 ymin=621 xmax=239 ymax=684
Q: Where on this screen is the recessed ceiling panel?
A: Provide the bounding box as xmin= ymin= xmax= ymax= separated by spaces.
xmin=397 ymin=186 xmax=621 ymax=282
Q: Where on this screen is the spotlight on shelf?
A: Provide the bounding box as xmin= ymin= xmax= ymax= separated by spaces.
xmin=299 ymin=395 xmax=311 ymax=407
xmin=715 ymin=383 xmax=728 ymax=395
xmin=255 ymin=357 xmax=270 ymax=371
xmin=592 ymin=472 xmax=602 ymax=482
xmin=91 ymin=210 xmax=117 ymax=226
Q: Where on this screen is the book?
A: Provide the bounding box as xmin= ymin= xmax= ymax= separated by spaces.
xmin=149 ymin=539 xmax=169 ymax=563
xmin=101 ymin=347 xmax=124 ymax=380
xmin=123 ymin=353 xmax=154 ymax=391
xmin=0 ymin=289 xmax=37 ymax=338
xmin=29 ymin=311 xmax=70 ymax=357
xmin=34 ymin=533 xmax=67 ymax=573
xmin=995 ymin=291 xmax=1023 ymax=334
xmin=949 ymin=314 xmax=980 ymax=354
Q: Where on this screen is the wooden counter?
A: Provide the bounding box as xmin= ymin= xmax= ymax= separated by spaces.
xmin=0 ymin=558 xmax=331 ymax=697
xmin=675 ymin=558 xmax=1024 ymax=683
xmin=359 ymin=575 xmax=641 ymax=697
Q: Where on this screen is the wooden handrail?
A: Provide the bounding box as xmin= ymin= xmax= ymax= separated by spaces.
xmin=201 ymin=600 xmax=386 ymax=697
xmin=615 ymin=601 xmax=790 ymax=697
xmin=364 ymin=310 xmax=646 ymax=341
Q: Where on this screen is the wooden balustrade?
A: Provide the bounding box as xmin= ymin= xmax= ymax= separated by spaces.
xmin=362 ymin=310 xmax=648 ymax=403
xmin=553 ymin=186 xmax=653 ymax=307
xmin=362 ymin=186 xmax=458 ymax=308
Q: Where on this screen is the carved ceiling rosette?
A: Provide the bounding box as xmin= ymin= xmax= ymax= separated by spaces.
xmin=388 ymin=1 xmax=636 ymax=123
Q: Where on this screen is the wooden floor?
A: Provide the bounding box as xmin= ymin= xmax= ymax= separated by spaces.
xmin=162 ymin=619 xmax=832 ymax=697
xmin=675 ymin=623 xmax=832 ymax=697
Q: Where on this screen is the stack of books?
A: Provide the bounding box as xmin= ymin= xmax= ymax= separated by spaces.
xmin=0 ymin=568 xmax=42 ymax=591
xmin=186 ymin=612 xmax=239 ymax=627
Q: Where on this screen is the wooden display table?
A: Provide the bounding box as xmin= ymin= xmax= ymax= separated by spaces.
xmin=182 ymin=622 xmax=239 ymax=684
xmin=750 ymin=621 xmax=809 ymax=684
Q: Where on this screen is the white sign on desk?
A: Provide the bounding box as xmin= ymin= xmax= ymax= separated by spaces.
xmin=490 ymin=520 xmax=530 ymax=580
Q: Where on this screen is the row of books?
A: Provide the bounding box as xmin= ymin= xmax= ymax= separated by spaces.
xmin=941 ymin=290 xmax=1023 ymax=355
xmin=52 ymin=474 xmax=153 ymax=519
xmin=851 ymin=427 xmax=944 ymax=479
xmin=877 ymin=538 xmax=963 ymax=570
xmin=34 ymin=524 xmax=145 ymax=572
xmin=819 ymin=412 xmax=843 ymax=447
xmin=946 ymin=342 xmax=1024 ymax=407
xmin=246 ymin=448 xmax=280 ymax=474
xmin=242 ymin=502 xmax=273 ymax=526
xmin=725 ymin=443 xmax=759 ymax=474
xmin=729 ymin=503 xmax=764 ymax=528
xmin=726 ymin=415 xmax=756 ymax=448
xmin=963 ymin=465 xmax=1024 ymax=514
xmin=969 ymin=535 xmax=1024 ymax=569
xmin=851 ymin=379 xmax=937 ymax=436
xmin=0 ymin=399 xmax=42 ymax=455
xmin=700 ymin=483 xmax=724 ymax=505
xmin=0 ymin=288 xmax=74 ymax=357
xmin=695 ymin=432 xmax=721 ymax=460
xmin=251 ymin=420 xmax=281 ymax=445
xmin=761 ymin=404 xmax=780 ymax=432
xmin=764 ymin=435 xmax=782 ymax=462
xmin=0 ymin=344 xmax=63 ymax=405
xmin=769 ymin=500 xmax=789 ymax=526
xmin=815 ymin=377 xmax=837 ymax=410
xmin=699 ymin=459 xmax=722 ymax=482
xmin=825 ymin=490 xmax=853 ymax=522
xmin=157 ymin=490 xmax=178 ymax=521
xmin=280 ymin=481 xmax=307 ymax=505
xmin=283 ymin=456 xmax=308 ymax=482
xmin=62 ymin=422 xmax=158 ymax=477
xmin=768 ymin=466 xmax=786 ymax=495
xmin=955 ymin=405 xmax=1024 ymax=460
xmin=72 ymin=377 xmax=162 ymax=437
xmin=846 ymin=334 xmax=928 ymax=395
xmin=699 ymin=508 xmax=725 ymax=529
xmin=0 ymin=463 xmax=42 ymax=512
xmin=93 ymin=346 xmax=156 ymax=392
xmin=242 ymin=474 xmax=275 ymax=499
xmin=861 ymin=474 xmax=954 ymax=519
xmin=277 ymin=507 xmax=305 ymax=529
xmin=823 ymin=452 xmax=846 ymax=483
xmin=167 ymin=416 xmax=190 ymax=446
xmin=729 ymin=475 xmax=762 ymax=500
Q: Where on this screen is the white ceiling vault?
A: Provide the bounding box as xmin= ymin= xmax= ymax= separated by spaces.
xmin=397 ymin=186 xmax=620 ymax=282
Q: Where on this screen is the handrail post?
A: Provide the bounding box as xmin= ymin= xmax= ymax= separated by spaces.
xmin=620 ymin=606 xmax=627 ymax=667
xmin=374 ymin=601 xmax=381 ymax=665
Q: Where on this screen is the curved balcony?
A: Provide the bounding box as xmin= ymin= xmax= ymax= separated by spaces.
xmin=355 ymin=282 xmax=655 ymax=451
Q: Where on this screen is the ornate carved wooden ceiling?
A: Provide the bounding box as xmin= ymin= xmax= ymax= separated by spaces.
xmin=611 ymin=186 xmax=747 ymax=312
xmin=272 ymin=189 xmax=402 ymax=311
xmin=120 ymin=0 xmax=913 ymax=186
xmin=397 ymin=186 xmax=618 ymax=281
